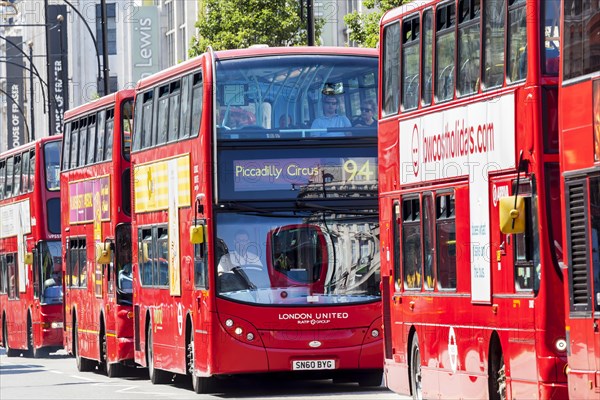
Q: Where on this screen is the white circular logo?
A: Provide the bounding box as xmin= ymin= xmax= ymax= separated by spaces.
xmin=448 ymin=326 xmax=458 ymax=373
xmin=411 ymin=124 xmax=420 ymax=177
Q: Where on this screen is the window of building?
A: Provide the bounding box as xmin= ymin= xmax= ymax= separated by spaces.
xmin=95 ymin=3 xmax=116 ymax=56
xmin=562 ymin=0 xmax=600 ymax=80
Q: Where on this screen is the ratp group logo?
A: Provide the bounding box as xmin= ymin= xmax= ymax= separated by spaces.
xmin=411 ymin=124 xmax=420 ymax=177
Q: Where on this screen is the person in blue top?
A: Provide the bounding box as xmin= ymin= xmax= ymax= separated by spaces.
xmin=311 ymin=96 xmax=351 ymax=130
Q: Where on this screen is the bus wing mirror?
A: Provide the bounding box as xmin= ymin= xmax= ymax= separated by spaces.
xmin=24 ymin=252 xmax=33 ymax=265
xmin=499 ymin=196 xmax=525 ymax=234
xmin=96 ymin=242 xmax=112 ymax=264
xmin=190 ymin=225 xmax=205 ymax=244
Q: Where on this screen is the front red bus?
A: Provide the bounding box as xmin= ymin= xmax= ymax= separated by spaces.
xmin=0 ymin=136 xmax=63 ymax=358
xmin=559 ymin=2 xmax=600 ymax=398
xmin=379 ymin=1 xmax=566 ymax=399
xmin=60 ymin=89 xmax=135 ymax=377
xmin=131 ymin=46 xmax=381 ymax=392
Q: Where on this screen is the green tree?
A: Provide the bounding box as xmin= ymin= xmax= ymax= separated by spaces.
xmin=344 ymin=0 xmax=406 ymax=48
xmin=190 ymin=0 xmax=321 ymax=55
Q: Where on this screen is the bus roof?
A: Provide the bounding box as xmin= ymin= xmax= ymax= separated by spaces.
xmin=381 ymin=0 xmax=435 ymax=25
xmin=135 ymin=46 xmax=378 ymax=91
xmin=1 ymin=135 xmax=62 ymax=158
xmin=63 ymin=89 xmax=135 ymax=122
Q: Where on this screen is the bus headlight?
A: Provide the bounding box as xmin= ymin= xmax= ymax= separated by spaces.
xmin=51 ymin=322 xmax=63 ymax=329
xmin=234 ymin=327 xmax=243 ymax=335
xmin=555 ymin=338 xmax=567 ymax=352
xmin=371 ymin=329 xmax=380 ymax=338
xmin=246 ymin=333 xmax=254 ymax=341
xmin=225 ymin=319 xmax=234 ymax=327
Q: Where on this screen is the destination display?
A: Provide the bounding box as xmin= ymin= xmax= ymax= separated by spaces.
xmin=218 ymin=147 xmax=377 ymax=201
xmin=233 ymin=157 xmax=376 ymax=192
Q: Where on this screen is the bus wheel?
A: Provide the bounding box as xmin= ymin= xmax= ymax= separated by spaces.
xmin=410 ymin=335 xmax=423 ymax=400
xmin=101 ymin=327 xmax=121 ymax=378
xmin=489 ymin=350 xmax=507 ymax=400
xmin=74 ymin=319 xmax=95 ymax=372
xmin=3 ymin=319 xmax=19 ymax=357
xmin=147 ymin=325 xmax=170 ymax=384
xmin=26 ymin=316 xmax=34 ymax=357
xmin=357 ymin=370 xmax=383 ymax=387
xmin=27 ymin=316 xmax=46 ymax=358
xmin=188 ymin=336 xmax=212 ymax=393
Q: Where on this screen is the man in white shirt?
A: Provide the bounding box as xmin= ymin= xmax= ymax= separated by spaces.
xmin=218 ymin=230 xmax=263 ymax=274
xmin=229 ymin=230 xmax=263 ymax=267
xmin=311 ymin=96 xmax=351 ymax=134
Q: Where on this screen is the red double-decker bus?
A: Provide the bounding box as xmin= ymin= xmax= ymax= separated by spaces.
xmin=379 ymin=1 xmax=566 ymax=399
xmin=559 ymin=2 xmax=600 ymax=398
xmin=60 ymin=89 xmax=135 ymax=377
xmin=130 ymin=46 xmax=381 ymax=392
xmin=0 ymin=136 xmax=63 ymax=358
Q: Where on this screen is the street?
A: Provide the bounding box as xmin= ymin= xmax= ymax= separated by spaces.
xmin=0 ymin=349 xmax=405 ymax=400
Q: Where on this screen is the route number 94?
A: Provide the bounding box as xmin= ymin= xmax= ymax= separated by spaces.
xmin=343 ymin=159 xmax=374 ymax=181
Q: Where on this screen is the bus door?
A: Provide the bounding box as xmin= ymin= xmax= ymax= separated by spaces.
xmin=491 ymin=177 xmax=516 ymax=295
xmin=115 ymin=224 xmax=133 ymax=307
xmin=388 ymin=200 xmax=403 ymax=363
xmin=496 ymin=175 xmax=539 ymax=368
xmin=32 ymin=245 xmax=42 ymax=343
xmin=191 ymin=219 xmax=208 ymax=372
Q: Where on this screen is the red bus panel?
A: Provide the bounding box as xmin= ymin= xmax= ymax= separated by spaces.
xmin=60 ymin=89 xmax=135 ymax=377
xmin=379 ymin=1 xmax=566 ymax=399
xmin=0 ymin=136 xmax=63 ymax=358
xmin=131 ymin=46 xmax=382 ymax=393
xmin=560 ymin=2 xmax=600 ymax=398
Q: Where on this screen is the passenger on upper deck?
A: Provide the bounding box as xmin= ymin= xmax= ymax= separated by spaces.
xmin=279 ymin=114 xmax=294 ymax=128
xmin=352 ymin=99 xmax=377 ymax=127
xmin=311 ymin=95 xmax=351 ymax=130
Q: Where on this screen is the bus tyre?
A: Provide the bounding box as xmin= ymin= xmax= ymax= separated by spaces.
xmin=74 ymin=319 xmax=95 ymax=372
xmin=27 ymin=316 xmax=46 ymax=358
xmin=489 ymin=350 xmax=507 ymax=400
xmin=188 ymin=337 xmax=213 ymax=394
xmin=101 ymin=328 xmax=122 ymax=378
xmin=357 ymin=370 xmax=383 ymax=387
xmin=410 ymin=335 xmax=423 ymax=400
xmin=26 ymin=316 xmax=34 ymax=357
xmin=3 ymin=319 xmax=19 ymax=357
xmin=147 ymin=325 xmax=170 ymax=384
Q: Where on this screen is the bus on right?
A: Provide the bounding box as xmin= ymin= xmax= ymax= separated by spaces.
xmin=378 ymin=1 xmax=567 ymax=399
xmin=560 ymin=1 xmax=600 ymax=398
